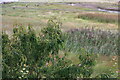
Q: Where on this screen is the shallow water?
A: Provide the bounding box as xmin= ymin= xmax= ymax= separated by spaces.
xmin=98 ymin=8 xmax=120 ymax=14
xmin=67 ymin=3 xmax=120 ymax=14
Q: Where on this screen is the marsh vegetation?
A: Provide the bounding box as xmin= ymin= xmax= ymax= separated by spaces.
xmin=1 ymin=2 xmax=119 ymax=79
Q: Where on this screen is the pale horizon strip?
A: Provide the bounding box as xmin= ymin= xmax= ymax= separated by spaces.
xmin=1 ymin=0 xmax=120 ymax=2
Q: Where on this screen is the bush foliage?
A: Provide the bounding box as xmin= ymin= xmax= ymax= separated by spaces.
xmin=2 ymin=19 xmax=115 ymax=79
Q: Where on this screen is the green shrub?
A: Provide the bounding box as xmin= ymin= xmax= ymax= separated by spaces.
xmin=2 ymin=19 xmax=65 ymax=78
xmin=2 ymin=18 xmax=115 ymax=79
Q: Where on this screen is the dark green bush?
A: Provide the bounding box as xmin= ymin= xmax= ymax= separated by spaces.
xmin=2 ymin=19 xmax=114 ymax=79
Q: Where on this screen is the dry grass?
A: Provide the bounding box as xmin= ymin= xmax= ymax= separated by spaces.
xmin=77 ymin=12 xmax=118 ymax=23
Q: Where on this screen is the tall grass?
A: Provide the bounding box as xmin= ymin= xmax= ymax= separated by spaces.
xmin=64 ymin=28 xmax=119 ymax=55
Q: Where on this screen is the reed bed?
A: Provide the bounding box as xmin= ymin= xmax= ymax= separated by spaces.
xmin=64 ymin=28 xmax=119 ymax=55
